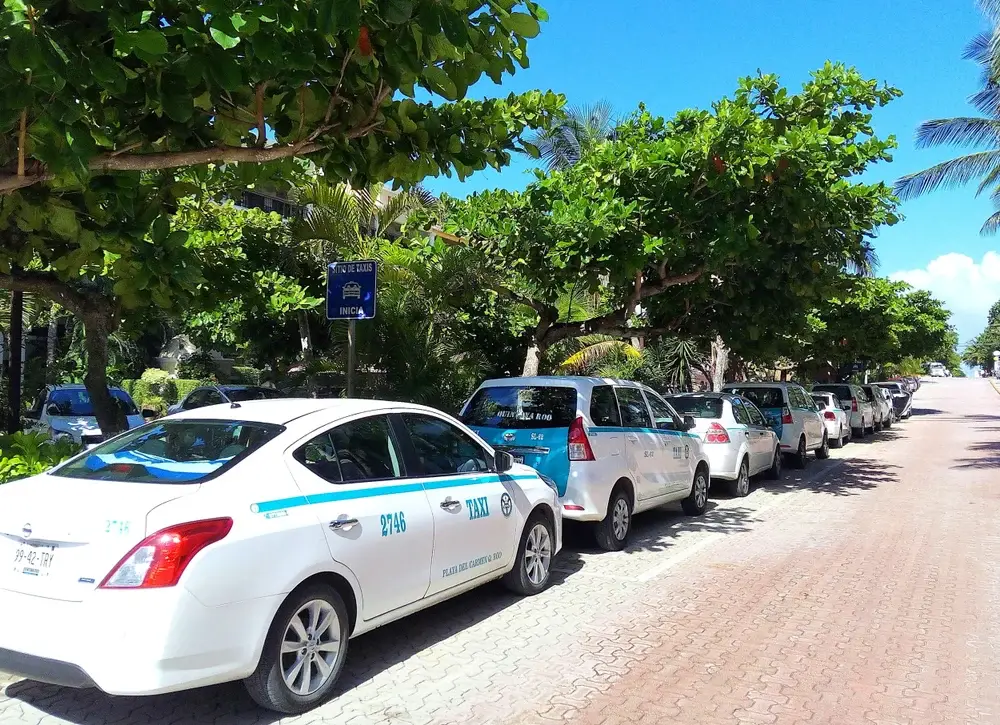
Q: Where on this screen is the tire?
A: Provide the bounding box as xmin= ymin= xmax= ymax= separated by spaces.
xmin=815 ymin=433 xmax=830 ymax=459
xmin=884 ymin=414 xmax=893 ymax=430
xmin=790 ymin=436 xmax=808 ymax=469
xmin=244 ymin=584 xmax=350 ymax=714
xmin=765 ymin=446 xmax=782 ymax=480
xmin=874 ymin=419 xmax=883 ymax=432
xmin=595 ymin=487 xmax=632 ymax=552
xmin=727 ymin=457 xmax=751 ymax=497
xmin=830 ymin=427 xmax=843 ymax=449
xmin=503 ymin=513 xmax=555 ymax=596
xmin=851 ymin=427 xmax=864 ymax=439
xmin=682 ymin=466 xmax=710 ymax=515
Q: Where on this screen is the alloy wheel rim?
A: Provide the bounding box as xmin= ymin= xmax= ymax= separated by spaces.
xmin=280 ymin=599 xmax=341 ymax=696
xmin=524 ymin=523 xmax=552 ymax=585
xmin=695 ymin=474 xmax=708 ymax=508
xmin=738 ymin=464 xmax=749 ymax=495
xmin=612 ymin=498 xmax=630 ymax=540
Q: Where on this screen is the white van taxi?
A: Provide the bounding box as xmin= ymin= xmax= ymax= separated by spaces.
xmin=462 ymin=377 xmax=711 ymax=552
xmin=0 ymin=399 xmax=561 ymax=714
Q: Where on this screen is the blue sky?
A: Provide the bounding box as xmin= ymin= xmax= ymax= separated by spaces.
xmin=422 ymin=0 xmax=1000 ymax=350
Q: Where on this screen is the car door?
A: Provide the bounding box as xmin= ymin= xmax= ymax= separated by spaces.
xmin=286 ymin=414 xmax=435 ymax=620
xmin=743 ymin=400 xmax=775 ymax=473
xmin=789 ymin=387 xmax=820 ymax=447
xmin=730 ymin=398 xmax=762 ymax=473
xmin=644 ymin=390 xmax=692 ymax=495
xmin=614 ymin=386 xmax=664 ymax=502
xmin=394 ymin=412 xmax=518 ymax=597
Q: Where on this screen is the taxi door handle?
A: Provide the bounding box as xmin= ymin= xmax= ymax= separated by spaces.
xmin=329 ymin=518 xmax=359 ymax=531
xmin=440 ymin=498 xmax=462 ymax=512
xmin=626 ymin=435 xmax=639 ymax=442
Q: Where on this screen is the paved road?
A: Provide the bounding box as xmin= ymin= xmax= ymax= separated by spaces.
xmin=2 ymin=377 xmax=998 ymax=725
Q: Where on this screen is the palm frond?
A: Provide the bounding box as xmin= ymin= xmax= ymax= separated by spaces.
xmin=915 ymin=117 xmax=1000 ymax=150
xmin=970 ymin=83 xmax=1000 ymax=116
xmin=979 ymin=0 xmax=1000 ymax=26
xmin=893 ymin=150 xmax=1000 ymax=200
xmin=847 ymin=241 xmax=879 ymax=277
xmin=376 ymin=191 xmax=427 ymax=235
xmin=558 ymin=336 xmax=640 ymax=372
xmin=525 ymin=101 xmax=619 ymax=171
xmin=965 ymin=31 xmax=994 ymax=63
xmin=981 ymin=209 xmax=1000 ymax=235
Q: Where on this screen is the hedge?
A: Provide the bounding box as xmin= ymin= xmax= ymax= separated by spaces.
xmin=121 ymin=370 xmax=207 ymax=407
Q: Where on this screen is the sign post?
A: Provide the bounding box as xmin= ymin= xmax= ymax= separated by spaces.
xmin=327 ymin=260 xmax=378 ymax=397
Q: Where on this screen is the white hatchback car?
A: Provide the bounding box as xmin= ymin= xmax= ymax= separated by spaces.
xmin=811 ymin=383 xmax=874 ymax=437
xmin=811 ymin=392 xmax=851 ymax=448
xmin=463 ymin=377 xmax=711 ymax=552
xmin=0 ymin=399 xmax=561 ymax=713
xmin=722 ymin=382 xmax=828 ymax=468
xmin=665 ymin=393 xmax=782 ymax=496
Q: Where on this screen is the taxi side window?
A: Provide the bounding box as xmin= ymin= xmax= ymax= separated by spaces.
xmin=589 ymin=386 xmax=622 ymax=427
xmin=645 ymin=391 xmax=680 ymax=429
xmin=744 ymin=401 xmax=767 ymax=427
xmin=615 ymin=387 xmax=653 ymax=428
xmin=294 ymin=415 xmax=403 ymax=484
xmin=731 ymin=399 xmax=751 ymax=425
xmin=399 ymin=414 xmax=491 ymax=475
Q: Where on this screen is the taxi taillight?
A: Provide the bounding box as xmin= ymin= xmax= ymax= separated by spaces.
xmin=568 ymin=416 xmax=595 ymax=461
xmin=100 ymin=518 xmax=233 ymax=589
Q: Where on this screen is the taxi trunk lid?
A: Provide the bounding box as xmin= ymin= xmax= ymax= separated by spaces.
xmin=0 ymin=475 xmax=195 ymax=602
xmin=470 ymin=426 xmax=570 ymax=495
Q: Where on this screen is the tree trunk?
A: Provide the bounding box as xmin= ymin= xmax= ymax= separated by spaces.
xmin=7 ymin=291 xmax=22 ymax=433
xmin=46 ymin=303 xmax=58 ymax=378
xmin=521 ymin=316 xmax=554 ymax=377
xmin=710 ymin=335 xmax=729 ymax=392
xmin=83 ymin=314 xmax=127 ymax=436
xmin=297 ymin=310 xmax=313 ymax=361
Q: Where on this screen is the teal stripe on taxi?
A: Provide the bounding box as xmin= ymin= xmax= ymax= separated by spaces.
xmin=252 ymin=473 xmax=538 ymax=514
xmin=590 ymin=426 xmax=701 ymax=439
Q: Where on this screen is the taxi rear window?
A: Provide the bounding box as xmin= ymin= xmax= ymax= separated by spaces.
xmin=463 ymin=386 xmax=577 ymax=429
xmin=53 ymin=420 xmax=284 ymax=483
xmin=665 ymin=396 xmax=723 ymax=419
xmin=725 ymin=387 xmax=784 ymax=409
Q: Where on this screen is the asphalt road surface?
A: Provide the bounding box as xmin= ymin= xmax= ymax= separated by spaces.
xmin=2 ymin=376 xmax=998 ymax=725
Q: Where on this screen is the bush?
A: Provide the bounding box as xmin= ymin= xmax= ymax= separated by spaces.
xmin=178 ymin=351 xmax=218 ymax=381
xmin=133 ymin=368 xmax=178 ymax=405
xmin=0 ymin=431 xmax=81 ymax=484
xmin=174 ymin=379 xmax=203 ymax=402
xmin=231 ymin=366 xmax=263 ymax=386
xmin=139 ymin=396 xmax=168 ymax=418
xmin=119 ymin=379 xmax=136 ymax=397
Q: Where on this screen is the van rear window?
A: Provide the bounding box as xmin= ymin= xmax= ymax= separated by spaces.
xmin=463 ymin=387 xmax=576 ymax=429
xmin=812 ymin=384 xmax=852 ymax=400
xmin=665 ymin=396 xmax=723 ymax=419
xmin=725 ymin=387 xmax=784 ymax=409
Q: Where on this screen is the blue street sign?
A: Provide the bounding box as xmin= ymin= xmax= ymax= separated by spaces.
xmin=327 ymin=260 xmax=377 ymax=320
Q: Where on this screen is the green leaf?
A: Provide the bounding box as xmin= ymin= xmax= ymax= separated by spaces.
xmin=522 ymin=141 xmax=541 ymax=159
xmin=423 ymin=65 xmax=457 ymax=100
xmin=47 ymin=202 xmax=81 ymax=241
xmin=500 ymin=12 xmax=540 ymax=38
xmin=384 ymin=0 xmax=414 ymax=24
xmin=208 ymin=53 xmax=242 ymax=90
xmin=162 ymin=90 xmax=194 ymax=122
xmin=130 ymin=29 xmax=169 ymax=56
xmin=210 ymin=27 xmax=241 ymax=49
xmin=7 ymin=30 xmax=44 ymax=72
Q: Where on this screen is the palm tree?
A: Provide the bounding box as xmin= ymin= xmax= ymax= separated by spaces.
xmin=894 ymin=3 xmax=1000 ymax=233
xmin=525 ymin=101 xmax=618 ymax=171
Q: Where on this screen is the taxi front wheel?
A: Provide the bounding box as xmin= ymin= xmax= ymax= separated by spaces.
xmin=504 ymin=513 xmax=555 ymax=595
xmin=245 ymin=584 xmax=351 ymax=714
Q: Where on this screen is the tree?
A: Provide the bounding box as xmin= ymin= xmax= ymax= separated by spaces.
xmin=0 ymin=0 xmax=562 ymax=433
xmin=424 ymin=64 xmax=901 ymax=375
xmin=894 ymin=1 xmax=1000 ymax=232
xmin=525 ymin=101 xmax=617 ymax=171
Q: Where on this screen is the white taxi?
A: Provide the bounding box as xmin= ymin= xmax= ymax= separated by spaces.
xmin=0 ymin=399 xmax=561 ymax=714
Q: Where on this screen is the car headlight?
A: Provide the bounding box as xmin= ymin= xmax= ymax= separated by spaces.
xmin=538 ymin=473 xmax=559 ymax=495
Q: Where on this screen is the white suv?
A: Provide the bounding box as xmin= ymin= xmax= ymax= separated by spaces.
xmin=722 ymin=382 xmax=828 ymax=468
xmin=811 ymin=383 xmax=874 ymax=437
xmin=462 ymin=377 xmax=711 ymax=551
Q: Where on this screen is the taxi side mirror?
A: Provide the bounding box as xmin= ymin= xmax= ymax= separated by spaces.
xmin=683 ymin=415 xmax=697 ymax=431
xmin=494 ymin=450 xmax=515 ymax=474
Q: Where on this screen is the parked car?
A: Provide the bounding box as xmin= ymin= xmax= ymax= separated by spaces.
xmin=810 ymin=392 xmax=850 ymax=448
xmin=462 ymin=377 xmax=711 ymax=551
xmin=811 ymin=383 xmax=874 ymax=437
xmin=23 ymin=384 xmax=145 ymax=446
xmin=665 ymin=392 xmax=781 ymax=496
xmin=0 ymin=399 xmax=560 ymax=713
xmin=875 ymin=382 xmax=912 ymax=419
xmin=721 ymin=382 xmax=828 ymax=468
xmin=929 ymin=362 xmax=947 ymax=377
xmin=167 ymin=385 xmax=286 ymax=415
xmin=861 ymin=384 xmax=893 ymax=430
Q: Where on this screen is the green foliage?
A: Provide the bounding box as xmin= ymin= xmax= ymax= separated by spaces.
xmin=231 ymin=366 xmax=264 ymax=386
xmin=138 ymin=396 xmax=168 ymax=417
xmin=177 ymin=351 xmax=218 ymax=381
xmin=133 ymin=368 xmax=177 ymax=405
xmin=173 ymin=378 xmax=204 ymax=402
xmin=424 ymin=63 xmax=902 ymax=372
xmin=0 ymin=431 xmax=80 ymax=484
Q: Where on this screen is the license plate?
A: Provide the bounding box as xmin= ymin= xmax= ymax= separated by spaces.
xmin=512 ymin=455 xmax=524 ymax=464
xmin=12 ymin=542 xmax=58 ymax=577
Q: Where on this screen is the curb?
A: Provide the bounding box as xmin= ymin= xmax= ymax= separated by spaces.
xmin=990 ymin=379 xmax=1000 ymax=396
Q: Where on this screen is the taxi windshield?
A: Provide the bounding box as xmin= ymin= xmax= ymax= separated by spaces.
xmin=53 ymin=420 xmax=285 ymax=483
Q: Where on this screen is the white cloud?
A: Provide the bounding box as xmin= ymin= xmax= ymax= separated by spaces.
xmin=889 ymin=252 xmax=1000 ymax=345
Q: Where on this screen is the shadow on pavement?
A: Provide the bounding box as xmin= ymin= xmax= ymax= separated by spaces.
xmin=910 ymin=407 xmax=945 ymax=416
xmin=951 ymin=440 xmax=1000 ymax=470
xmin=760 ymin=458 xmax=901 ymax=497
xmin=5 ymin=555 xmax=588 ymax=724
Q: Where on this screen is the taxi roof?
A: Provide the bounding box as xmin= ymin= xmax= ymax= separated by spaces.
xmin=166 ymin=397 xmax=435 ymax=426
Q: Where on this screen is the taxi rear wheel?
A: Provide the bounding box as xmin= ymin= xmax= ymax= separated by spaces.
xmin=503 ymin=513 xmax=555 ymax=596
xmin=595 ymin=487 xmax=632 ymax=551
xmin=245 ymin=584 xmax=350 ymax=714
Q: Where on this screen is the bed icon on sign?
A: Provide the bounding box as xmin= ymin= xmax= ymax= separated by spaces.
xmin=342 ymin=281 xmax=362 ymax=299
